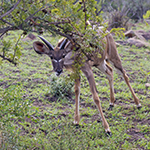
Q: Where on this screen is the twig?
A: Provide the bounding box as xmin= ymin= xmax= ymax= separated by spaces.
xmin=0 ymin=0 xmax=21 ymax=19
xmin=83 ymin=0 xmax=87 ymax=29
xmin=13 ymin=33 xmax=22 ymax=61
xmin=0 ymin=54 xmax=17 ymax=65
xmin=48 ymin=27 xmax=72 ymax=41
xmin=30 ymin=19 xmax=73 ymax=41
xmin=68 ymin=20 xmax=82 ymax=37
xmin=30 ymin=18 xmax=69 ymax=26
xmin=0 ymin=26 xmax=12 ymax=38
xmin=23 ymin=6 xmax=45 ymax=23
xmin=0 ymin=19 xmax=14 ymax=26
xmin=0 ymin=29 xmax=8 ymax=38
xmin=0 ymin=26 xmax=19 ymax=38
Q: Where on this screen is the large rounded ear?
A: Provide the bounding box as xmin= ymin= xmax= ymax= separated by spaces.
xmin=33 ymin=41 xmax=51 ymax=55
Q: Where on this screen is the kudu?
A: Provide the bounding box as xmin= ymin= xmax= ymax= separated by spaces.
xmin=33 ymin=29 xmax=141 ymax=135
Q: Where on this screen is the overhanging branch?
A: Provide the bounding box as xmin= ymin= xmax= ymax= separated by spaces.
xmin=0 ymin=54 xmax=17 ymax=65
xmin=0 ymin=0 xmax=21 ymax=19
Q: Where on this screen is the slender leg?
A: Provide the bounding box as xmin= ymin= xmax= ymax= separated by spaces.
xmin=97 ymin=61 xmax=115 ymax=109
xmin=82 ymin=64 xmax=111 ymax=134
xmin=122 ymin=70 xmax=141 ymax=107
xmin=74 ymin=76 xmax=81 ymax=124
xmin=106 ymin=33 xmax=141 ymax=107
xmin=109 ymin=56 xmax=141 ymax=108
xmin=105 ymin=64 xmax=115 ymax=109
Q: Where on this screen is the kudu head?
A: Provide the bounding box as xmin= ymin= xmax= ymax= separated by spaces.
xmin=33 ymin=36 xmax=68 ymax=76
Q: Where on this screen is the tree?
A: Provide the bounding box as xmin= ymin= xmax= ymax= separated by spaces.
xmin=0 ymin=0 xmax=124 ymax=65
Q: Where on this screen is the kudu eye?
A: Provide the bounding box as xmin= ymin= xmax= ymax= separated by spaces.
xmin=62 ymin=54 xmax=66 ymax=58
xmin=50 ymin=55 xmax=53 ymax=59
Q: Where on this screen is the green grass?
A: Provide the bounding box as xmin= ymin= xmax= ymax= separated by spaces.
xmin=0 ymin=25 xmax=150 ymax=149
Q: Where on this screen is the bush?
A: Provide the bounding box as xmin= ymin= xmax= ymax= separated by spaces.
xmin=108 ymin=10 xmax=130 ymax=30
xmin=47 ymin=74 xmax=74 ymax=103
xmin=101 ymin=0 xmax=150 ymax=28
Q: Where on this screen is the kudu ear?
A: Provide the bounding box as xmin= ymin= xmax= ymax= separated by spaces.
xmin=33 ymin=36 xmax=54 ymax=55
xmin=33 ymin=41 xmax=51 ymax=55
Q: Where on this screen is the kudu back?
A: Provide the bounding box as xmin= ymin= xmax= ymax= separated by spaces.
xmin=33 ymin=30 xmax=141 ymax=135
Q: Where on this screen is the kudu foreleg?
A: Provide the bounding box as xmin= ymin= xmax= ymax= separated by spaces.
xmin=82 ymin=65 xmax=111 ymax=134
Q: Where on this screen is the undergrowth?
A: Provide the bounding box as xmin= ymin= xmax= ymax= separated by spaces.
xmin=0 ymin=25 xmax=150 ymax=149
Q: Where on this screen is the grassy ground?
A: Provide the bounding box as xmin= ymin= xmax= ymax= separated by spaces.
xmin=0 ymin=25 xmax=150 ymax=149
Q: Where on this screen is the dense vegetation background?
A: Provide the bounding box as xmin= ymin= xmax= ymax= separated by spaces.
xmin=0 ymin=0 xmax=150 ymax=149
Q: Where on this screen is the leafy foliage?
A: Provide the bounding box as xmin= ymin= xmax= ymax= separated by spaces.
xmin=0 ymin=0 xmax=99 ymax=63
xmin=143 ymin=10 xmax=150 ymax=26
xmin=0 ymin=0 xmax=124 ymax=65
xmin=143 ymin=10 xmax=150 ymax=19
xmin=48 ymin=74 xmax=74 ymax=102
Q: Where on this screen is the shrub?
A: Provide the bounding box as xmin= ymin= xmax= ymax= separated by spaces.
xmin=47 ymin=74 xmax=74 ymax=103
xmin=101 ymin=0 xmax=150 ymax=28
xmin=108 ymin=10 xmax=130 ymax=30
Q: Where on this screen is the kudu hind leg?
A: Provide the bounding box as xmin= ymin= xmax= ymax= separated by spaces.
xmin=122 ymin=70 xmax=141 ymax=107
xmin=97 ymin=61 xmax=115 ymax=109
xmin=105 ymin=63 xmax=116 ymax=109
xmin=82 ymin=65 xmax=111 ymax=134
xmin=74 ymin=77 xmax=81 ymax=124
xmin=110 ymin=58 xmax=141 ymax=108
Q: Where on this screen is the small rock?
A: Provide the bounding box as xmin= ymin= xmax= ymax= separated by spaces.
xmin=127 ymin=38 xmax=150 ymax=48
xmin=23 ymin=33 xmax=36 ymax=41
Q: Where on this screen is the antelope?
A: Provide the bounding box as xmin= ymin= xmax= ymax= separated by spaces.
xmin=33 ymin=28 xmax=141 ymax=135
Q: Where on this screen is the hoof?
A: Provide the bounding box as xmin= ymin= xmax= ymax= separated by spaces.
xmin=97 ymin=119 xmax=101 ymax=123
xmin=137 ymin=103 xmax=142 ymax=110
xmin=74 ymin=124 xmax=80 ymax=129
xmin=108 ymin=105 xmax=114 ymax=110
xmin=137 ymin=106 xmax=142 ymax=110
xmin=106 ymin=131 xmax=112 ymax=137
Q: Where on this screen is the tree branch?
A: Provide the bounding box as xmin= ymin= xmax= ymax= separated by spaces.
xmin=0 ymin=0 xmax=21 ymax=19
xmin=0 ymin=19 xmax=15 ymax=26
xmin=0 ymin=26 xmax=18 ymax=38
xmin=23 ymin=6 xmax=45 ymax=23
xmin=0 ymin=6 xmax=45 ymax=37
xmin=0 ymin=54 xmax=17 ymax=65
xmin=83 ymin=0 xmax=87 ymax=29
xmin=31 ymin=18 xmax=69 ymax=25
